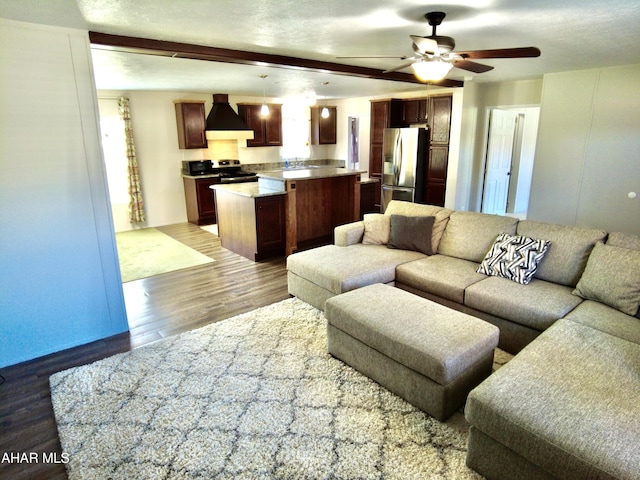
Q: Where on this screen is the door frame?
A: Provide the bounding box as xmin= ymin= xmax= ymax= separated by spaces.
xmin=478 ymin=105 xmax=540 ymax=218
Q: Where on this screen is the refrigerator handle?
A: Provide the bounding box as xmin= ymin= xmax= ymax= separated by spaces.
xmin=394 ymin=133 xmax=402 ymax=186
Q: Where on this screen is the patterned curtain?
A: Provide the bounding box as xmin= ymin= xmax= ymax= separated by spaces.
xmin=118 ymin=97 xmax=145 ymax=223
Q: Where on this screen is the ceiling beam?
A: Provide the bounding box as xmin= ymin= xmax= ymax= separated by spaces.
xmin=89 ymin=32 xmax=464 ymax=89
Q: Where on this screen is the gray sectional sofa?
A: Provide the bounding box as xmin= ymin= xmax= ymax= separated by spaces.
xmin=286 ymin=200 xmax=640 ymax=479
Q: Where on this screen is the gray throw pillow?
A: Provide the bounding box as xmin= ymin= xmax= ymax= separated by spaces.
xmin=477 ymin=232 xmax=551 ymax=285
xmin=573 ymin=242 xmax=640 ymax=316
xmin=387 ymin=215 xmax=435 ymax=255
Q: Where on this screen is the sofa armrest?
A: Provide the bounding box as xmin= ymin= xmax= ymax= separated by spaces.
xmin=335 ymin=221 xmax=365 ymax=246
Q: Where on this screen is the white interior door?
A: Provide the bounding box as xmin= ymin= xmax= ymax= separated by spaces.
xmin=482 ymin=109 xmax=518 ymax=215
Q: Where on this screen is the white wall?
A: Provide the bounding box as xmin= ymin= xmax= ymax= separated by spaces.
xmin=528 ymin=64 xmax=640 ymax=235
xmin=458 ymin=79 xmax=543 ymax=211
xmin=0 ymin=20 xmax=128 ymax=367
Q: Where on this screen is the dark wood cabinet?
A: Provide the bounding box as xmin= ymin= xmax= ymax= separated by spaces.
xmin=402 ymin=99 xmax=429 ymax=124
xmin=183 ymin=176 xmax=220 ymax=225
xmin=215 ymin=189 xmax=286 ymax=261
xmin=369 ymin=99 xmax=404 ymax=208
xmin=360 ymin=180 xmax=379 ymax=216
xmin=430 ymin=95 xmax=452 ymax=144
xmin=310 ymin=106 xmax=337 ymax=144
xmin=256 ymin=196 xmax=286 ymax=255
xmin=175 ymin=101 xmax=207 ymax=149
xmin=425 ymin=146 xmax=449 ymax=206
xmin=237 ymin=103 xmax=283 ymax=147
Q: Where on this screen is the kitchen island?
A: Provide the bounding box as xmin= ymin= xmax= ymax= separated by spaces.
xmin=258 ymin=167 xmax=363 ymax=255
xmin=213 ymin=167 xmax=363 ymax=260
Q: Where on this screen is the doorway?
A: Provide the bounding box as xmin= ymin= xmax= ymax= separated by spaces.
xmin=347 ymin=116 xmax=360 ymax=169
xmin=98 ymin=98 xmax=131 ymax=231
xmin=481 ymin=107 xmax=540 ymax=217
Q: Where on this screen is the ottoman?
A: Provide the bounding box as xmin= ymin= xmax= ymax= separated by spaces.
xmin=325 ymin=283 xmax=500 ymax=421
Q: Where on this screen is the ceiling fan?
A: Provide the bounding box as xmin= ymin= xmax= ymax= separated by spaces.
xmin=339 ymin=12 xmax=540 ymax=82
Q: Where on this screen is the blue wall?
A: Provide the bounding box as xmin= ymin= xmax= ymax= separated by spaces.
xmin=0 ymin=21 xmax=129 ymax=368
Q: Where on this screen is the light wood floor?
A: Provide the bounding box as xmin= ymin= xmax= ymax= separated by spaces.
xmin=0 ymin=223 xmax=290 ymax=480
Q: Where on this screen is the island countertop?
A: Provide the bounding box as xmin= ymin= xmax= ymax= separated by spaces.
xmin=257 ymin=166 xmax=365 ymax=181
xmin=211 ymin=182 xmax=285 ymax=198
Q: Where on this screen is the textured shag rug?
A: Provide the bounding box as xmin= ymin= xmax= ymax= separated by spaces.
xmin=115 ymin=227 xmax=214 ymax=282
xmin=50 ymin=298 xmax=511 ymax=479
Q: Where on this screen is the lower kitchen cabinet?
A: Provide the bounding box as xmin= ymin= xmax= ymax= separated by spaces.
xmin=183 ymin=175 xmax=220 ymax=225
xmin=214 ymin=187 xmax=286 ymax=261
xmin=360 ymin=179 xmax=379 ymax=217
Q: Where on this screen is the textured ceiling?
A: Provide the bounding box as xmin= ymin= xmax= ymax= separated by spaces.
xmin=2 ymin=0 xmax=640 ymax=99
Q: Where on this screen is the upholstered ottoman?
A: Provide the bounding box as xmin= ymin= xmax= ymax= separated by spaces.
xmin=325 ymin=283 xmax=500 ymax=421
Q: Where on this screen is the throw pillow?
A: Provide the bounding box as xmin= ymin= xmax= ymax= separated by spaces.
xmin=573 ymin=242 xmax=640 ymax=316
xmin=387 ymin=215 xmax=435 ymax=255
xmin=362 ymin=214 xmax=391 ymax=245
xmin=477 ymin=232 xmax=551 ymax=285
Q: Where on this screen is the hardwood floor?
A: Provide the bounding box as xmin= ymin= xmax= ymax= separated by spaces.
xmin=0 ymin=223 xmax=290 ymax=480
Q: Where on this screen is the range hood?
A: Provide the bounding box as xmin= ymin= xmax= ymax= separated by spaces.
xmin=205 ymin=93 xmax=253 ymax=160
xmin=205 ymin=94 xmax=253 ymax=141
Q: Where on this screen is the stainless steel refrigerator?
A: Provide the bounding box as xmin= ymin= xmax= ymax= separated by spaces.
xmin=381 ymin=127 xmax=429 ymax=212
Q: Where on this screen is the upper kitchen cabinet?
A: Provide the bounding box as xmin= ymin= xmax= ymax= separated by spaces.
xmin=402 ymin=99 xmax=428 ymax=124
xmin=237 ymin=103 xmax=283 ymax=147
xmin=429 ymin=95 xmax=452 ymax=144
xmin=310 ymin=106 xmax=337 ymax=144
xmin=175 ymin=101 xmax=207 ymax=149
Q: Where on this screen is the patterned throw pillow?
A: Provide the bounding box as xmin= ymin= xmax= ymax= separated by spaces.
xmin=477 ymin=233 xmax=551 ymax=285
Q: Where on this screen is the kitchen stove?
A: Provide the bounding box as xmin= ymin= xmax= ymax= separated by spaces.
xmin=211 ymin=160 xmax=257 ymax=183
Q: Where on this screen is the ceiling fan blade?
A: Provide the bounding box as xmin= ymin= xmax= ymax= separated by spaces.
xmin=410 ymin=35 xmax=438 ymax=55
xmin=336 ymin=55 xmax=410 ymax=59
xmin=456 ymin=47 xmax=540 ymax=60
xmin=383 ymin=59 xmax=419 ymax=74
xmin=453 ymin=59 xmax=494 ymax=73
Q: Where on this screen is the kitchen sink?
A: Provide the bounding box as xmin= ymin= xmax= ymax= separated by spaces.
xmin=283 ymin=165 xmax=323 ymax=170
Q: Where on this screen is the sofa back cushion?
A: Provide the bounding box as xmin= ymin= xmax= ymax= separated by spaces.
xmin=437 ymin=211 xmax=518 ymax=263
xmin=572 ymin=242 xmax=640 ymax=316
xmin=607 ymin=232 xmax=640 ymax=251
xmin=516 ymin=220 xmax=607 ymax=287
xmin=384 ymin=201 xmax=452 ymax=254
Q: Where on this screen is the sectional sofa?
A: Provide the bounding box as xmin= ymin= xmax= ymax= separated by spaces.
xmin=286 ymin=200 xmax=640 ymax=480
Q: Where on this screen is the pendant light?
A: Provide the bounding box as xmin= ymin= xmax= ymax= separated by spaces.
xmin=260 ymin=75 xmax=269 ymax=117
xmin=320 ymin=81 xmax=330 ymax=118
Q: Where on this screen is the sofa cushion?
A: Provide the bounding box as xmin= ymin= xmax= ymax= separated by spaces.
xmin=388 ymin=214 xmax=435 ymax=255
xmin=362 ymin=214 xmax=390 ymax=245
xmin=516 ymin=220 xmax=607 ymax=287
xmin=563 ymin=300 xmax=640 ymax=345
xmin=572 ymin=242 xmax=640 ymax=316
xmin=395 ymin=255 xmax=486 ymax=304
xmin=437 ymin=211 xmax=518 ymax=263
xmin=464 ymin=277 xmax=582 ymax=331
xmin=607 ymin=231 xmax=640 ymax=251
xmin=286 ymin=244 xmax=426 ymax=295
xmin=465 ymin=319 xmax=640 ymax=480
xmin=477 ymin=232 xmax=551 ymax=285
xmin=384 ymin=201 xmax=452 ymax=253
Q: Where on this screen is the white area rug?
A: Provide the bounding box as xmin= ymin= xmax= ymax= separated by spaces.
xmin=51 ymin=298 xmax=509 ymax=479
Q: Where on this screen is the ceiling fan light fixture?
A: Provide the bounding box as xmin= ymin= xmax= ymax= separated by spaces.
xmin=411 ymin=59 xmax=453 ymax=82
